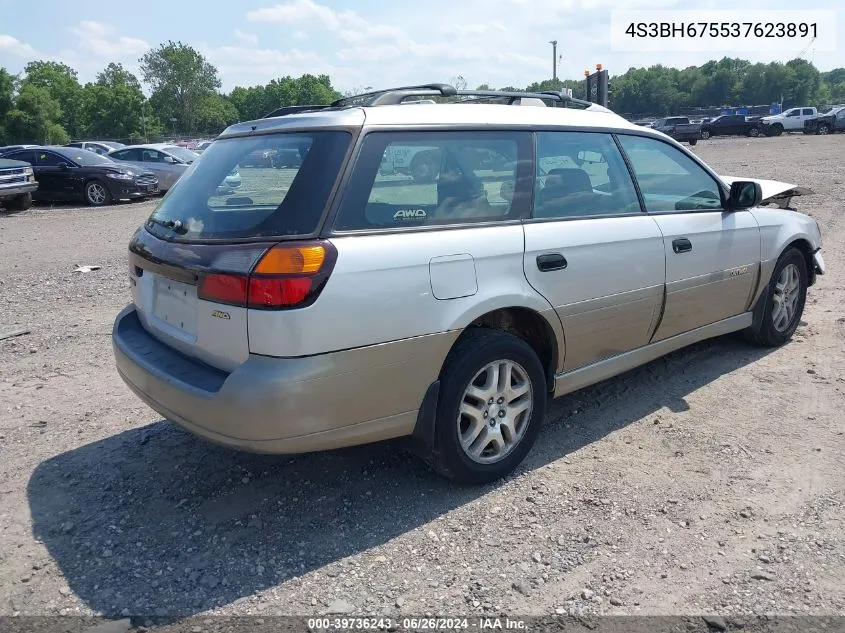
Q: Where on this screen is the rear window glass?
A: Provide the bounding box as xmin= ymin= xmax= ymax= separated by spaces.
xmin=333 ymin=131 xmax=532 ymax=231
xmin=145 ymin=131 xmax=351 ymax=241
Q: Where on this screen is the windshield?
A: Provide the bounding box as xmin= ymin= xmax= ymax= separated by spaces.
xmin=100 ymin=141 xmax=125 ymax=150
xmin=145 ymin=131 xmax=352 ymax=242
xmin=163 ymin=146 xmax=200 ymax=163
xmin=56 ymin=148 xmax=115 ymax=166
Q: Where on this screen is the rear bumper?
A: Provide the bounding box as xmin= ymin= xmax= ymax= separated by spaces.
xmin=112 ymin=305 xmax=456 ymax=453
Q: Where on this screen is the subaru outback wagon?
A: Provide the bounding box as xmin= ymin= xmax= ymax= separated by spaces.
xmin=112 ymin=84 xmax=825 ymax=484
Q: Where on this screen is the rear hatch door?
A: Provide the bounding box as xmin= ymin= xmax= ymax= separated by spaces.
xmin=128 ymin=126 xmax=355 ymax=371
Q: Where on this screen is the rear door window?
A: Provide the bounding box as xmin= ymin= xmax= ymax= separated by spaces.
xmin=141 ymin=149 xmax=166 ymax=163
xmin=111 ymin=149 xmax=141 ymax=161
xmin=145 ymin=131 xmax=351 ymax=241
xmin=36 ymin=151 xmax=66 ymax=167
xmin=534 ymin=131 xmax=641 ymax=219
xmin=333 ymin=131 xmax=532 ymax=231
xmin=4 ymin=150 xmax=36 ymax=165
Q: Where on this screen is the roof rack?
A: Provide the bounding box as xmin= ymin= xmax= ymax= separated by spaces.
xmin=262 ymin=83 xmax=600 ymax=118
xmin=263 ymin=104 xmax=333 ymax=118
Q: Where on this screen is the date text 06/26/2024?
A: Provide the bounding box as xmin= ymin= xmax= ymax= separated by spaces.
xmin=610 ymin=10 xmax=836 ymax=53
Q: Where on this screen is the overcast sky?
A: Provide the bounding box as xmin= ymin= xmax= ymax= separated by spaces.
xmin=1 ymin=0 xmax=841 ymax=93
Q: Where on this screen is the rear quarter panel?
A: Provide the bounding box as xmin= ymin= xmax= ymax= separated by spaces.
xmin=247 ymin=225 xmax=559 ymax=358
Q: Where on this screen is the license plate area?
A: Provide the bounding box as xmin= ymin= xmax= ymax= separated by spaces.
xmin=153 ymin=276 xmax=198 ymax=337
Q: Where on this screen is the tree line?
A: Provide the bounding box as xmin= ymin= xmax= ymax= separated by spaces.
xmin=1 ymin=41 xmax=843 ymax=145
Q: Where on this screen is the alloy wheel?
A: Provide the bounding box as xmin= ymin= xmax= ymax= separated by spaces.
xmin=457 ymin=359 xmax=533 ymax=464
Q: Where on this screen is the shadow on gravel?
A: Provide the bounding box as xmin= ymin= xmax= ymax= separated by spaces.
xmin=27 ymin=333 xmax=773 ymax=617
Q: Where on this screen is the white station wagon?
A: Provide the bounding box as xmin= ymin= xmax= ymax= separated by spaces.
xmin=112 ymin=85 xmax=825 ymax=484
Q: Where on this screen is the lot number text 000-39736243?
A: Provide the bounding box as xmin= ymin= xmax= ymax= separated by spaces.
xmin=610 ymin=10 xmax=836 ymax=53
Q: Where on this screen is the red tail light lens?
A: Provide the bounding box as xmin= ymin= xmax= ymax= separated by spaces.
xmin=197 ymin=241 xmax=336 ymax=310
xmin=198 ymin=273 xmax=248 ymax=306
xmin=248 ymin=277 xmax=312 ymax=307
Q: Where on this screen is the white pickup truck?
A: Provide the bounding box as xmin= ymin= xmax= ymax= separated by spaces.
xmin=760 ymin=107 xmax=818 ymax=136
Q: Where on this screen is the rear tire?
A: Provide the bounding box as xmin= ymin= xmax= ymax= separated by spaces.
xmin=688 ymin=139 xmax=698 ymax=146
xmin=84 ymin=180 xmax=111 ymax=207
xmin=745 ymin=248 xmax=807 ymax=347
xmin=428 ymin=329 xmax=547 ymax=485
xmin=769 ymin=124 xmax=784 ymax=137
xmin=3 ymin=192 xmax=32 ymax=212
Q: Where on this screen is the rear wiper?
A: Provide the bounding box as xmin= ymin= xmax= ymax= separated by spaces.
xmin=147 ymin=217 xmax=188 ymax=234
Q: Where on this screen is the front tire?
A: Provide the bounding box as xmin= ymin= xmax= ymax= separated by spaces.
xmin=429 ymin=329 xmax=547 ymax=485
xmin=769 ymin=124 xmax=784 ymax=137
xmin=688 ymin=139 xmax=698 ymax=146
xmin=817 ymin=124 xmax=830 ymax=135
xmin=701 ymin=130 xmax=711 ymax=140
xmin=748 ymin=127 xmax=760 ymax=137
xmin=3 ymin=192 xmax=33 ymax=212
xmin=745 ymin=248 xmax=807 ymax=347
xmin=84 ymin=180 xmax=111 ymax=207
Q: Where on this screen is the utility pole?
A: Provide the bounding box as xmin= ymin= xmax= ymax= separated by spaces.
xmin=549 ymin=40 xmax=558 ymax=81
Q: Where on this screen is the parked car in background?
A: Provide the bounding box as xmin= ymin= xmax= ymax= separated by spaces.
xmin=650 ymin=116 xmax=702 ymax=145
xmin=65 ymin=140 xmax=125 ymax=156
xmin=0 ymin=146 xmax=158 ymax=206
xmin=107 ymin=144 xmax=200 ymax=191
xmin=803 ymin=107 xmax=845 ymax=135
xmin=240 ymin=148 xmax=278 ymax=168
xmin=194 ymin=140 xmax=214 ymax=154
xmin=760 ymin=107 xmax=817 ymax=136
xmin=700 ymin=115 xmax=763 ymax=139
xmin=0 ymin=157 xmax=39 ymax=211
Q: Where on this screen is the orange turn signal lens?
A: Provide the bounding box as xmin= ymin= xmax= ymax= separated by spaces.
xmin=254 ymin=245 xmax=326 ymax=275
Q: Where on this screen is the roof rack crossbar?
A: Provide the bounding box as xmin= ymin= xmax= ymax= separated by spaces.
xmin=332 ymin=83 xmax=458 ymax=107
xmin=263 ymin=104 xmax=333 ymax=118
xmin=450 ymin=89 xmax=595 ymax=109
xmin=261 ymin=84 xmax=602 ymax=118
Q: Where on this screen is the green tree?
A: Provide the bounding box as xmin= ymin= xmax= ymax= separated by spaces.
xmin=20 ymin=61 xmax=85 ymax=138
xmin=83 ymin=63 xmax=148 ymax=141
xmin=0 ymin=68 xmax=17 ymax=144
xmin=6 ymin=84 xmax=69 ymax=144
xmin=263 ymin=74 xmax=340 ymax=108
xmin=229 ymin=85 xmax=268 ymax=121
xmin=196 ymin=93 xmax=240 ymax=133
xmin=784 ymin=59 xmax=821 ymax=105
xmin=140 ymin=41 xmax=221 ymax=135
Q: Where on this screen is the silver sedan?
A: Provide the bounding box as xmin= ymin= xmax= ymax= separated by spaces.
xmin=107 ymin=144 xmax=199 ymax=191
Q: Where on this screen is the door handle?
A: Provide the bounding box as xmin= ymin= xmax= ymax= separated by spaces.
xmin=672 ymin=238 xmax=692 ymax=254
xmin=536 ymin=253 xmax=568 ymax=272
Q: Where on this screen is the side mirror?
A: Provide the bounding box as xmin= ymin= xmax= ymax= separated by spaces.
xmin=729 ymin=181 xmax=762 ymax=210
xmin=163 ymin=156 xmax=177 ymax=164
xmin=57 ymin=162 xmax=69 ymax=170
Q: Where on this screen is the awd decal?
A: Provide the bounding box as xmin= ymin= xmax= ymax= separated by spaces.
xmin=393 ymin=208 xmax=427 ymax=220
xmin=211 ymin=309 xmax=231 ymax=320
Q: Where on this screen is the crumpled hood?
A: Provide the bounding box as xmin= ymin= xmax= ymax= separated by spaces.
xmin=719 ymin=176 xmax=815 ymax=209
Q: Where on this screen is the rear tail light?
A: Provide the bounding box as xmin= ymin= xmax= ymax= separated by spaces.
xmin=197 ymin=241 xmax=337 ymax=310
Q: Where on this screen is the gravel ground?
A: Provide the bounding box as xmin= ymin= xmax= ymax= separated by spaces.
xmin=0 ymin=134 xmax=844 ymax=624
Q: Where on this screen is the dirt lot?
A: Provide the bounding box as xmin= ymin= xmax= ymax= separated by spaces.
xmin=1 ymin=134 xmax=843 ymax=623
